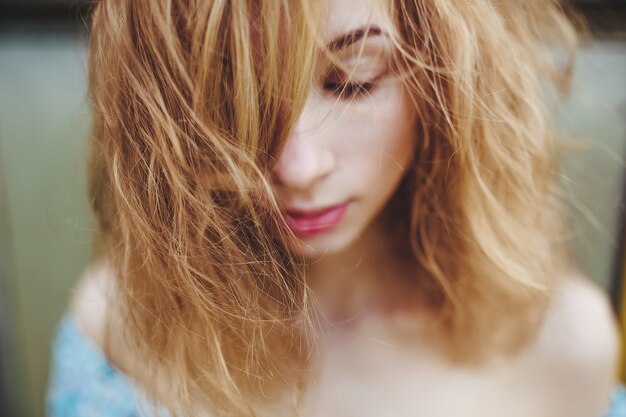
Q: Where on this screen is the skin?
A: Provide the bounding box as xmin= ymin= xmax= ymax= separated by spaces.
xmin=271 ymin=1 xmax=620 ymax=416
xmin=69 ymin=0 xmax=619 ymax=415
xmin=272 ymin=0 xmax=419 ymax=321
xmin=272 ymin=32 xmax=415 ymax=259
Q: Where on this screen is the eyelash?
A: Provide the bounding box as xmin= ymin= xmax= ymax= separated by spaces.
xmin=322 ymin=78 xmax=379 ymax=100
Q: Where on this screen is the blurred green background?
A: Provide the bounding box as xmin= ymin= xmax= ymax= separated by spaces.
xmin=0 ymin=6 xmax=625 ymax=417
xmin=0 ymin=29 xmax=93 ymax=417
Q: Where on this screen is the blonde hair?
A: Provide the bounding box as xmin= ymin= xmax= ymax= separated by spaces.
xmin=86 ymin=0 xmax=577 ymax=415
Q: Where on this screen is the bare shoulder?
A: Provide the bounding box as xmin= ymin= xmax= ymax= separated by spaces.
xmin=68 ymin=260 xmax=216 ymax=415
xmin=525 ymin=269 xmax=620 ymax=415
xmin=540 ymin=270 xmax=619 ymax=368
xmin=68 ymin=258 xmax=119 ymax=351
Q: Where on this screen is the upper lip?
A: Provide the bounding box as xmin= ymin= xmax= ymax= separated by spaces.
xmin=283 ymin=202 xmax=349 ymax=217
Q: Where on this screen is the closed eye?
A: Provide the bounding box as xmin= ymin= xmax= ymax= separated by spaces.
xmin=323 ymin=80 xmax=377 ymax=100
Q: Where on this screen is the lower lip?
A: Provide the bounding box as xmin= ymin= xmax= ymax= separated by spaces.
xmin=284 ymin=202 xmax=351 ymax=237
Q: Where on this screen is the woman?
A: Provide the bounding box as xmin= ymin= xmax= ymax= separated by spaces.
xmin=47 ymin=0 xmax=621 ymax=416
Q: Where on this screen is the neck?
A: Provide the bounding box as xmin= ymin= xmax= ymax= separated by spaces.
xmin=305 ymin=213 xmax=419 ymax=327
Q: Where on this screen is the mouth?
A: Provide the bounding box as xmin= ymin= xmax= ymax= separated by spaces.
xmin=283 ymin=201 xmax=352 ymax=237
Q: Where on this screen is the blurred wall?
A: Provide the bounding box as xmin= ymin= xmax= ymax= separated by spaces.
xmin=0 ymin=23 xmax=624 ymax=417
xmin=0 ymin=30 xmax=92 ymax=417
xmin=560 ymin=39 xmax=626 ymax=289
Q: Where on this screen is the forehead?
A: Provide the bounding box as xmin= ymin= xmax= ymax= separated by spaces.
xmin=321 ymin=0 xmax=394 ymax=42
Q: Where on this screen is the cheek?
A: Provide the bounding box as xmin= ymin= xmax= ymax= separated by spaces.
xmin=342 ymin=87 xmax=417 ymax=185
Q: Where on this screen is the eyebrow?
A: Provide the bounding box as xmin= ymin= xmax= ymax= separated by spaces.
xmin=327 ymin=26 xmax=383 ymax=51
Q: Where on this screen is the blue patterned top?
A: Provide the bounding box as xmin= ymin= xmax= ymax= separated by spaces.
xmin=605 ymin=386 xmax=626 ymax=417
xmin=46 ymin=316 xmax=139 ymax=417
xmin=47 ymin=315 xmax=626 ymax=417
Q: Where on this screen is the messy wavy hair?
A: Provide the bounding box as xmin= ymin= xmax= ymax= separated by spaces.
xmin=87 ymin=0 xmax=577 ymax=415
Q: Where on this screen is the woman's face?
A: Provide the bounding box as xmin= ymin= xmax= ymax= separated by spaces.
xmin=272 ymin=0 xmax=417 ymax=259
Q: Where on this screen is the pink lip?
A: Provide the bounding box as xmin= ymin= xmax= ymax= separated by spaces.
xmin=283 ymin=202 xmax=351 ymax=237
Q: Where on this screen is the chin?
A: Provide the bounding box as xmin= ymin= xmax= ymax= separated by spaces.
xmin=291 ymin=225 xmax=363 ymax=260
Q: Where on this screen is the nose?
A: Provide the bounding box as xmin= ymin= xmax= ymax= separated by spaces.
xmin=272 ymin=102 xmax=335 ymax=191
